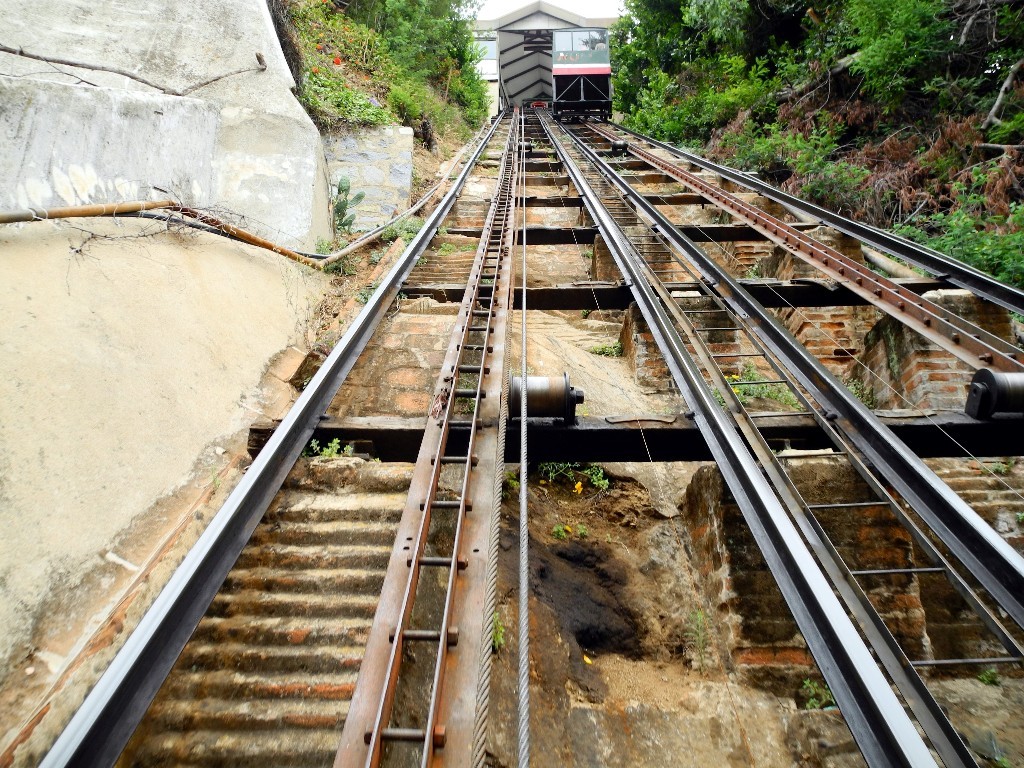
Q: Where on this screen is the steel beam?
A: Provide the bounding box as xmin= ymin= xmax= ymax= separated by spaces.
xmin=249 ymin=411 xmax=1024 ymax=463
xmin=399 ymin=277 xmax=947 ymax=310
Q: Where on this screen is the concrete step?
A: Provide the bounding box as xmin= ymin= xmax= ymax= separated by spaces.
xmin=248 ymin=519 xmax=397 ymax=548
xmin=128 ymin=728 xmax=341 ymax=767
xmin=209 ymin=590 xmax=379 ymax=619
xmin=234 ymin=543 xmax=391 ymax=571
xmin=275 ymin=492 xmax=407 ymax=522
xmin=146 ymin=696 xmax=347 ymax=732
xmin=178 ymin=642 xmax=365 ymax=675
xmin=222 ymin=566 xmax=385 ymax=595
xmin=161 ymin=670 xmax=358 ymax=702
xmin=191 ymin=615 xmax=372 ymax=647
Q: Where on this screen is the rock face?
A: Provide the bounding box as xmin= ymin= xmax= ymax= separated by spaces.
xmin=0 ymin=0 xmax=332 ymax=248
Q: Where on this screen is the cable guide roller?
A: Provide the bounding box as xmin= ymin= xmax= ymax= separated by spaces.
xmin=965 ymin=368 xmax=1024 ymax=418
xmin=509 ymin=373 xmax=584 ymax=424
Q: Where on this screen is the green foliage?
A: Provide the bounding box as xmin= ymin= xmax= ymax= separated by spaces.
xmin=725 ymin=363 xmax=799 ymax=408
xmin=538 ymin=462 xmax=578 ymax=484
xmin=301 ymin=66 xmax=393 ymax=126
xmin=722 ymin=120 xmax=870 ymax=215
xmin=588 ymin=341 xmax=623 ymax=357
xmin=621 ymin=58 xmax=777 ymax=145
xmin=491 ymin=611 xmax=506 ymax=653
xmin=987 ymin=458 xmax=1016 ymax=476
xmin=897 ymin=164 xmax=1024 ymax=290
xmin=548 ymin=523 xmax=590 ymax=540
xmin=356 ymin=281 xmax=379 ymax=304
xmin=381 ymin=216 xmax=424 ymax=243
xmin=581 ymin=465 xmax=610 ymax=491
xmin=978 ymin=667 xmax=1001 ymax=686
xmin=305 ymin=437 xmax=353 ymax=458
xmin=537 ymin=462 xmax=610 ymax=493
xmin=845 ymin=377 xmax=877 ymax=409
xmin=685 ymin=609 xmax=711 ymax=672
xmin=324 ymin=255 xmax=358 ymax=275
xmin=319 ymin=438 xmax=342 ymax=457
xmin=802 ymin=678 xmax=836 ymax=709
xmin=681 ymin=0 xmax=748 ymax=48
xmin=845 ymin=0 xmax=950 ymax=107
xmin=502 ymin=470 xmax=520 ymax=501
xmin=333 ymin=177 xmax=365 ymax=234
xmin=288 ymin=0 xmax=485 ymax=134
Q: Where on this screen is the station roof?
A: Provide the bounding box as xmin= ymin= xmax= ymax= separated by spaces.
xmin=475 ymin=1 xmax=618 ymax=106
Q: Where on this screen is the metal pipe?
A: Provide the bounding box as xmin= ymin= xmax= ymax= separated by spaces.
xmin=863 ymin=247 xmax=921 ymax=280
xmin=173 ymin=206 xmax=319 ymax=268
xmin=0 ymin=200 xmax=176 ymax=223
xmin=0 ymin=199 xmax=319 ymax=268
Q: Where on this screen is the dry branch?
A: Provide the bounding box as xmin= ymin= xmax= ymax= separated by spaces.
xmin=981 ymin=55 xmax=1024 ymax=129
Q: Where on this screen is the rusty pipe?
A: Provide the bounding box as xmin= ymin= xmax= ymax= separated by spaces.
xmin=0 ymin=199 xmax=320 ymax=268
xmin=0 ymin=199 xmax=177 ymax=224
xmin=172 ymin=206 xmax=319 ymax=267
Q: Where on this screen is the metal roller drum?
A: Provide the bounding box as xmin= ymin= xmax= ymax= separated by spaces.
xmin=509 ymin=374 xmax=584 ymax=424
xmin=965 ymin=368 xmax=1024 ymax=418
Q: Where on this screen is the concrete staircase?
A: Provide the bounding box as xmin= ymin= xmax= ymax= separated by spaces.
xmin=120 ymin=476 xmax=408 ymax=767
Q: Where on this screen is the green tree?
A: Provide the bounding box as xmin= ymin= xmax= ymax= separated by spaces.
xmin=845 ymin=0 xmax=951 ymax=106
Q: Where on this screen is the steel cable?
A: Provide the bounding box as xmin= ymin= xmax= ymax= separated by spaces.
xmin=473 ymin=115 xmax=518 ymax=768
xmin=516 ymin=108 xmax=532 ymax=768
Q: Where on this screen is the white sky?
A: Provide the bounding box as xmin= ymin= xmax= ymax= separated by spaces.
xmin=475 ymin=0 xmax=624 ymax=23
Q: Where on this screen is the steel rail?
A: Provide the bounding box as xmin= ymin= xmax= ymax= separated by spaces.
xmin=540 ymin=110 xmax=937 ymax=768
xmin=586 ymin=123 xmax=1024 ymax=374
xmin=39 ymin=113 xmax=507 ymax=768
xmin=360 ymin=114 xmax=522 ymax=768
xmin=608 ymin=121 xmax=1024 ymax=316
xmin=564 ymin=123 xmax=1024 ymax=633
xmin=633 ymin=244 xmax=979 ymax=768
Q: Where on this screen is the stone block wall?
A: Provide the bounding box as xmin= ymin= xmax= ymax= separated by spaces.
xmin=855 ymin=290 xmax=1013 ymax=410
xmin=323 ymin=125 xmax=414 ymax=231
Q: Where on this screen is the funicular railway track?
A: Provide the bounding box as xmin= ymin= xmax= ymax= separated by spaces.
xmin=37 ymin=109 xmax=1024 ymax=768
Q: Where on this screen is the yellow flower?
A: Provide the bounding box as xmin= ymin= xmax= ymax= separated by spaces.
xmin=573 ymin=481 xmax=583 ymax=494
xmin=583 ymin=654 xmax=593 ymax=665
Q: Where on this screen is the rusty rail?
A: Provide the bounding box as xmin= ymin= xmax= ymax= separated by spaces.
xmin=587 ymin=123 xmax=1024 ymax=374
xmin=338 ymin=113 xmax=521 ymax=768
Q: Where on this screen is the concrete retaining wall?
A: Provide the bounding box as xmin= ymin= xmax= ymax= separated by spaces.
xmin=0 ymin=0 xmax=335 ymax=249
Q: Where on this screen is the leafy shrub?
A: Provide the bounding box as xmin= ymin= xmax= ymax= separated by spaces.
xmin=381 ymin=216 xmax=424 ymax=243
xmin=897 ymin=164 xmax=1024 ymax=289
xmin=845 ymin=0 xmax=950 ymax=107
xmin=802 ymin=678 xmax=836 ymax=709
xmin=588 ymin=341 xmax=623 ymax=357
